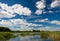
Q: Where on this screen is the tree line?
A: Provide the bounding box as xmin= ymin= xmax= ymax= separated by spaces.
xmin=0 ymin=27 xmax=11 ymax=32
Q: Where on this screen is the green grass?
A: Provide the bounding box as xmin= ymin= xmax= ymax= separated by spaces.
xmin=0 ymin=31 xmax=60 ymax=41
xmin=17 ymin=31 xmax=60 ymax=41
xmin=0 ymin=32 xmax=16 ymax=40
xmin=39 ymin=31 xmax=60 ymax=41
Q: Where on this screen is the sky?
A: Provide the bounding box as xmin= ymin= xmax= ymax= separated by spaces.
xmin=0 ymin=0 xmax=60 ymax=31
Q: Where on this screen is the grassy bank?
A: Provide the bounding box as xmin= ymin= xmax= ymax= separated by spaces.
xmin=40 ymin=31 xmax=60 ymax=41
xmin=0 ymin=31 xmax=60 ymax=41
xmin=15 ymin=31 xmax=60 ymax=41
xmin=0 ymin=32 xmax=16 ymax=40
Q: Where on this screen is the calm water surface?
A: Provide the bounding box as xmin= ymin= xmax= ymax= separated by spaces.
xmin=9 ymin=35 xmax=52 ymax=41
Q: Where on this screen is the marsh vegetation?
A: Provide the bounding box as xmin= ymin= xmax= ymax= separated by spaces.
xmin=0 ymin=27 xmax=60 ymax=41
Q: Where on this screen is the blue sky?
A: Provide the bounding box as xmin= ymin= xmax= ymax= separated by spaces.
xmin=0 ymin=0 xmax=60 ymax=31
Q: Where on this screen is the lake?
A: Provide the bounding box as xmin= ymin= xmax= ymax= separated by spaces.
xmin=9 ymin=34 xmax=52 ymax=41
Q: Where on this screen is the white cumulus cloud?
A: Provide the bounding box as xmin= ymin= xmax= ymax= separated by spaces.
xmin=51 ymin=0 xmax=60 ymax=8
xmin=35 ymin=18 xmax=48 ymax=22
xmin=35 ymin=0 xmax=46 ymax=14
xmin=39 ymin=26 xmax=60 ymax=31
xmin=35 ymin=10 xmax=43 ymax=15
xmin=0 ymin=11 xmax=15 ymax=18
xmin=0 ymin=19 xmax=42 ymax=31
xmin=0 ymin=2 xmax=31 ymax=18
xmin=51 ymin=20 xmax=60 ymax=25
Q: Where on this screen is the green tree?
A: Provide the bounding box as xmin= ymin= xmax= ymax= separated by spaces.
xmin=0 ymin=27 xmax=11 ymax=31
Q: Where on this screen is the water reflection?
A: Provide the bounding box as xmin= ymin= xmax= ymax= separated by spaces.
xmin=9 ymin=35 xmax=52 ymax=41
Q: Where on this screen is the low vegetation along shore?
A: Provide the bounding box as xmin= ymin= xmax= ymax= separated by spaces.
xmin=0 ymin=31 xmax=60 ymax=41
xmin=0 ymin=32 xmax=16 ymax=40
xmin=0 ymin=27 xmax=60 ymax=41
xmin=40 ymin=31 xmax=60 ymax=41
xmin=18 ymin=31 xmax=60 ymax=41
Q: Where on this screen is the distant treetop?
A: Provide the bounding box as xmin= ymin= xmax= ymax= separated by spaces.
xmin=0 ymin=27 xmax=11 ymax=31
